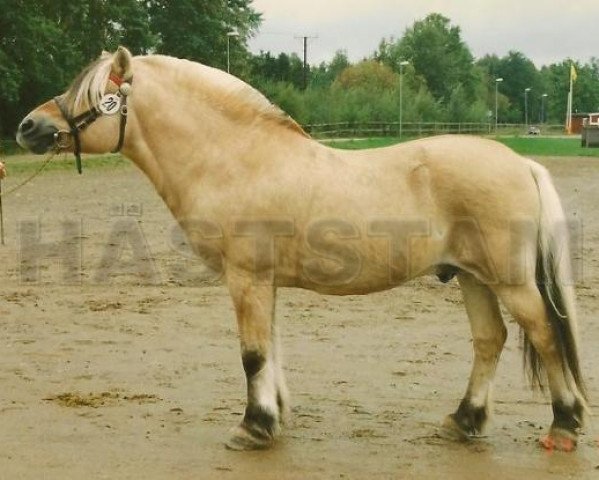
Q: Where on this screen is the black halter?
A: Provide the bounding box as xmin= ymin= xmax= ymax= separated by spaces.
xmin=53 ymin=74 xmax=131 ymax=174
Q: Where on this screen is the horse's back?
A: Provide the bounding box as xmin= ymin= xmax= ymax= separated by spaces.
xmin=336 ymin=135 xmax=540 ymax=220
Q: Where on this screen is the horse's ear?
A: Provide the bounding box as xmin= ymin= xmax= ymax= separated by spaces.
xmin=112 ymin=46 xmax=133 ymax=80
xmin=100 ymin=50 xmax=111 ymax=59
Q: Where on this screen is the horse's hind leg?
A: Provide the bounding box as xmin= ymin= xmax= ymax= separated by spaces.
xmin=443 ymin=272 xmax=507 ymax=439
xmin=225 ymin=271 xmax=285 ymax=450
xmin=495 ymin=283 xmax=584 ymax=451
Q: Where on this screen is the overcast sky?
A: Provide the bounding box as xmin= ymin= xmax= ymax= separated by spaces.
xmin=248 ymin=0 xmax=599 ymax=67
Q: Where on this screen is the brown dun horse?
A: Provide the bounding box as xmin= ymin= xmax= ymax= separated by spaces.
xmin=17 ymin=47 xmax=587 ymax=451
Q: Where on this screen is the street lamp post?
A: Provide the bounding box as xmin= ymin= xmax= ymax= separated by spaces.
xmin=524 ymin=87 xmax=532 ymax=129
xmin=540 ymin=93 xmax=548 ymax=124
xmin=495 ymin=77 xmax=503 ymax=133
xmin=399 ymin=60 xmax=409 ymax=139
xmin=227 ymin=30 xmax=239 ymax=74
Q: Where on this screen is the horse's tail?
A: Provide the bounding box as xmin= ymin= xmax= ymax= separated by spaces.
xmin=526 ymin=160 xmax=587 ymax=401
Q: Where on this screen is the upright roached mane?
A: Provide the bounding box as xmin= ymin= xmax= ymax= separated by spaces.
xmin=16 ymin=47 xmax=588 ymax=453
xmin=65 ymin=56 xmax=113 ymax=112
xmin=64 ymin=53 xmax=308 ymax=136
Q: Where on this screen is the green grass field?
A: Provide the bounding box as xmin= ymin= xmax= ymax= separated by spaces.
xmin=495 ymin=137 xmax=599 ymax=157
xmin=0 ymin=152 xmax=128 ymax=175
xmin=325 ymin=136 xmax=599 ymax=157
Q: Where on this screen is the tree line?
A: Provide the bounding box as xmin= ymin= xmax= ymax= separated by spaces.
xmin=2 ymin=3 xmax=598 ymax=138
xmin=254 ymin=14 xmax=599 ymax=129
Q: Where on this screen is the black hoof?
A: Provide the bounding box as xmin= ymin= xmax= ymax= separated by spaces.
xmin=226 ymin=404 xmax=279 ymax=451
xmin=443 ymin=399 xmax=487 ymax=438
xmin=225 ymin=424 xmax=274 ymax=451
xmin=441 ymin=415 xmax=471 ymax=441
xmin=551 ymin=399 xmax=583 ymax=433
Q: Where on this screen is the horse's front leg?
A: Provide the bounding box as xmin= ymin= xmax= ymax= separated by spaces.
xmin=225 ymin=270 xmax=285 ymax=450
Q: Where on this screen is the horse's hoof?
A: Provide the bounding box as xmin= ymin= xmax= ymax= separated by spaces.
xmin=440 ymin=414 xmax=471 ymax=442
xmin=225 ymin=425 xmax=274 ymax=451
xmin=540 ymin=428 xmax=577 ymax=452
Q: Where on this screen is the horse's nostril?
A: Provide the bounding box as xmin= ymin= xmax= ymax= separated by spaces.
xmin=20 ymin=118 xmax=36 ymax=134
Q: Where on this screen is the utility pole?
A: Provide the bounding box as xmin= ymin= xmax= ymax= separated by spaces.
xmin=302 ymin=36 xmax=308 ymax=89
xmin=295 ymin=35 xmax=318 ymax=90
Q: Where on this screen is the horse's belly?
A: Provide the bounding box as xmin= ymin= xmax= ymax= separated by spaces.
xmin=274 ymin=236 xmax=443 ymax=294
xmin=191 ymin=214 xmax=447 ymax=293
xmin=291 ymin=270 xmax=409 ymax=295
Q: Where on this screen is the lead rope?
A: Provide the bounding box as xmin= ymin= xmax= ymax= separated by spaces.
xmin=0 ymin=150 xmax=57 ymax=197
xmin=0 ymin=148 xmax=57 ymax=246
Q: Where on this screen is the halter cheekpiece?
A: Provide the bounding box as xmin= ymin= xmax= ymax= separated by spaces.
xmin=53 ymin=73 xmax=132 ymax=174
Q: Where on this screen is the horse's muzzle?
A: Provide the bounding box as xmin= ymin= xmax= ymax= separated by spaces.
xmin=16 ymin=116 xmax=59 ymax=154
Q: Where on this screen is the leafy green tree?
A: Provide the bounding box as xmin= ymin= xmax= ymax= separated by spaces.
xmin=249 ymin=52 xmax=305 ymax=89
xmin=334 ymin=60 xmax=397 ymax=91
xmin=409 ymin=86 xmax=443 ymax=122
xmin=476 ymin=59 xmax=505 ymax=123
xmin=540 ymin=60 xmax=599 ymax=125
xmin=382 ymin=14 xmax=477 ymax=103
xmin=570 ymin=63 xmax=599 ymax=114
xmin=310 ymin=50 xmax=350 ymax=89
xmin=481 ymin=51 xmax=541 ymax=123
xmin=40 ymin=1 xmax=157 ymax=59
xmin=148 ymin=0 xmax=261 ymax=69
xmin=327 ymin=51 xmax=351 ymax=80
xmin=0 ymin=1 xmax=81 ymax=135
xmin=447 ymin=85 xmax=470 ymax=122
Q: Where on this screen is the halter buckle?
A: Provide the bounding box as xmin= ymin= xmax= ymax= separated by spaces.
xmin=53 ymin=130 xmax=73 ymax=150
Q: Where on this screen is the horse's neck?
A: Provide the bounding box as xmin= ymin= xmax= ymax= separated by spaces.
xmin=123 ymin=59 xmax=309 ymax=219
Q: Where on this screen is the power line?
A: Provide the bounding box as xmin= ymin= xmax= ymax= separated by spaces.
xmin=255 ymin=31 xmax=297 ymax=37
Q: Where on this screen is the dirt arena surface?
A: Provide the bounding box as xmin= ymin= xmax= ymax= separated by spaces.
xmin=0 ymin=154 xmax=598 ymax=479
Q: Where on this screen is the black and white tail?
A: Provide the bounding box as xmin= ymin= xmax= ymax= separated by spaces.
xmin=526 ymin=161 xmax=587 ymax=402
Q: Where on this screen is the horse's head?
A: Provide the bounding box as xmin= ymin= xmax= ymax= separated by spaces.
xmin=17 ymin=47 xmax=134 ymax=169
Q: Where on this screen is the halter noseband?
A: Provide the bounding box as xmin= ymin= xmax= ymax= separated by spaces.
xmin=53 ymin=73 xmax=132 ymax=174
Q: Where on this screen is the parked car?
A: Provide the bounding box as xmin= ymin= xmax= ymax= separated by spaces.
xmin=528 ymin=125 xmax=541 ymax=135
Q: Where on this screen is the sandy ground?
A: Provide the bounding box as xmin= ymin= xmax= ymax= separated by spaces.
xmin=0 ymin=155 xmax=598 ymax=479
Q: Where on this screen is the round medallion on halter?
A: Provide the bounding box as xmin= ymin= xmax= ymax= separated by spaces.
xmin=98 ymin=93 xmax=122 ymax=115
